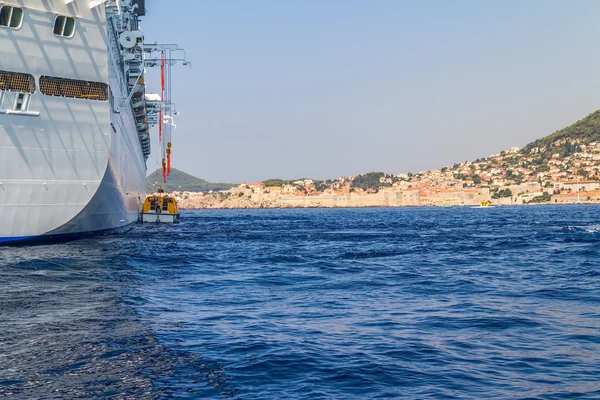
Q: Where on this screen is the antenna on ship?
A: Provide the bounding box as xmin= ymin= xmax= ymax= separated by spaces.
xmin=143 ymin=43 xmax=190 ymax=184
xmin=108 ymin=0 xmax=189 ymax=190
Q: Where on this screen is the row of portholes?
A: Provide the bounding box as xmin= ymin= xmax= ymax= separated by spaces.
xmin=0 ymin=70 xmax=109 ymax=102
xmin=0 ymin=5 xmax=75 ymax=37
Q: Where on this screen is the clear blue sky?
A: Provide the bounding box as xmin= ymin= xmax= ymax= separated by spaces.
xmin=142 ymin=0 xmax=600 ymax=183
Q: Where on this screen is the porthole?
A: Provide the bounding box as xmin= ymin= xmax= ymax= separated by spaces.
xmin=53 ymin=15 xmax=75 ymax=37
xmin=0 ymin=5 xmax=23 ymax=29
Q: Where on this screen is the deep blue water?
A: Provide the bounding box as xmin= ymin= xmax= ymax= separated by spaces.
xmin=1 ymin=206 xmax=600 ymax=399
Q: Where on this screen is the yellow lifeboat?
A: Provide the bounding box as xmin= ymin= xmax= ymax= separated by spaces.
xmin=141 ymin=192 xmax=180 ymax=223
xmin=479 ymin=200 xmax=491 ymax=207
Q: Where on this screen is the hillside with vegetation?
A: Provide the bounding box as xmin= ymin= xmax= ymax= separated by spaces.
xmin=523 ymin=110 xmax=600 ymax=155
xmin=147 ymin=168 xmax=235 ymax=193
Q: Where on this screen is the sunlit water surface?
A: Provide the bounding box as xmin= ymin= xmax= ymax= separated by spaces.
xmin=1 ymin=206 xmax=599 ymax=399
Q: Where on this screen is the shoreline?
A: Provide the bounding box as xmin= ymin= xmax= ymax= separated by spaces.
xmin=167 ymin=190 xmax=599 ymax=210
xmin=178 ymin=202 xmax=597 ymax=211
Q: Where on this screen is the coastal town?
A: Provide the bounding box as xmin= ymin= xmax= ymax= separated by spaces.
xmin=169 ymin=135 xmax=600 ymax=209
xmin=148 ymin=110 xmax=600 ymax=209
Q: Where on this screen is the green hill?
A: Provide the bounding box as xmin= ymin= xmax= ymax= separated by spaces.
xmin=146 ymin=168 xmax=236 ymax=192
xmin=523 ymin=110 xmax=600 ymax=154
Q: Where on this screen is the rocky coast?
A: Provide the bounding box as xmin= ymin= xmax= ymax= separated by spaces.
xmin=173 ymin=192 xmax=293 ymax=209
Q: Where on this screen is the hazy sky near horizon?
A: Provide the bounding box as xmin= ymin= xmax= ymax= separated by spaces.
xmin=142 ymin=0 xmax=600 ymax=183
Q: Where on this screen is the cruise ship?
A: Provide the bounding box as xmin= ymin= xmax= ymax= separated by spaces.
xmin=0 ymin=0 xmax=185 ymax=244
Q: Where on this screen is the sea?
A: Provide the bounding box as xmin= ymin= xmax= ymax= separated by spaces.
xmin=1 ymin=206 xmax=599 ymax=399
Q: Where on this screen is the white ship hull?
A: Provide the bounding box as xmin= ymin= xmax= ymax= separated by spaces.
xmin=0 ymin=1 xmax=148 ymax=244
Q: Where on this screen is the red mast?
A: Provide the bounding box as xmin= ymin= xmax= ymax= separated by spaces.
xmin=160 ymin=51 xmax=166 ymax=182
xmin=167 ymin=142 xmax=172 ymax=175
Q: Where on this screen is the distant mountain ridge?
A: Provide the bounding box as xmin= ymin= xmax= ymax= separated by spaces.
xmin=147 ymin=168 xmax=236 ymax=193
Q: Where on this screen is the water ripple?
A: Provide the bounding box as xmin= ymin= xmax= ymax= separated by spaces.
xmin=1 ymin=206 xmax=600 ymax=398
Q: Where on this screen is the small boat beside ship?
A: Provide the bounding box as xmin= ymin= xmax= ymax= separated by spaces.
xmin=141 ymin=192 xmax=180 ymax=223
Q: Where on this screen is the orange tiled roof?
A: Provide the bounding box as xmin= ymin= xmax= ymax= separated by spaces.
xmin=553 ymin=193 xmax=578 ymax=197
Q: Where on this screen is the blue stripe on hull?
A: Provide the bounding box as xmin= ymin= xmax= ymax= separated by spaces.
xmin=0 ymin=236 xmax=34 ymax=244
xmin=0 ymin=221 xmax=137 ymax=246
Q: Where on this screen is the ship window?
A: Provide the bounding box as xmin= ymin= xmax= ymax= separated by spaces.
xmin=0 ymin=70 xmax=36 ymax=93
xmin=39 ymin=76 xmax=109 ymax=101
xmin=13 ymin=93 xmax=30 ymax=111
xmin=53 ymin=15 xmax=75 ymax=37
xmin=0 ymin=6 xmax=23 ymax=29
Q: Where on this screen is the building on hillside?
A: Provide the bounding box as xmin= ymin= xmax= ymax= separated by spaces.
xmin=554 ymin=180 xmax=600 ymax=192
xmin=435 ymin=189 xmax=462 ymax=206
xmin=421 ymin=187 xmax=491 ymax=206
xmin=583 ymin=190 xmax=600 ymax=201
xmin=248 ymin=182 xmax=266 ymax=193
xmin=401 ymin=189 xmax=420 ymax=206
xmin=440 ymin=179 xmax=462 ymax=188
xmin=509 ymin=182 xmax=542 ymax=194
xmin=392 ymin=181 xmax=412 ymax=190
xmin=551 ymin=192 xmax=581 ymax=204
xmin=463 ymin=188 xmax=491 ymax=205
xmin=266 ymin=186 xmax=282 ymax=194
xmin=552 ymin=190 xmax=600 ymax=204
xmin=230 ymin=184 xmax=253 ymax=196
xmin=281 ymin=184 xmax=296 ymax=194
xmin=516 ymin=191 xmax=545 ymax=204
xmin=493 ymin=197 xmax=514 ymax=205
xmin=420 ymin=193 xmax=433 ymax=206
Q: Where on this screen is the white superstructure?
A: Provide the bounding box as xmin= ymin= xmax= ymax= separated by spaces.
xmin=0 ymin=0 xmax=184 ymax=243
